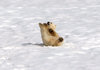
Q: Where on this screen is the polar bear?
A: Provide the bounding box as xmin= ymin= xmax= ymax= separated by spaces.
xmin=39 ymin=22 xmax=63 ymax=46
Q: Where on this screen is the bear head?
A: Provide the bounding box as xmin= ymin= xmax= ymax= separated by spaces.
xmin=47 ymin=22 xmax=57 ymax=31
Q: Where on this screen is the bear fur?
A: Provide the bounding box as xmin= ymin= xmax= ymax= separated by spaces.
xmin=39 ymin=22 xmax=63 ymax=46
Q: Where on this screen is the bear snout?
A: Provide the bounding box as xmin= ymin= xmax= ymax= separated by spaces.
xmin=47 ymin=22 xmax=50 ymax=25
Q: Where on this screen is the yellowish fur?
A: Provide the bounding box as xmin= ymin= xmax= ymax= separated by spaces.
xmin=39 ymin=23 xmax=63 ymax=46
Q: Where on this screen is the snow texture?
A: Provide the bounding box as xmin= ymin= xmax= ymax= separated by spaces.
xmin=0 ymin=0 xmax=100 ymax=70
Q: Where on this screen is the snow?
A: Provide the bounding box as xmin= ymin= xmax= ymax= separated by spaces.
xmin=0 ymin=0 xmax=100 ymax=70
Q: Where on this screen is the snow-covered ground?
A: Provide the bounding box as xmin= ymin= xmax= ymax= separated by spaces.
xmin=0 ymin=0 xmax=100 ymax=70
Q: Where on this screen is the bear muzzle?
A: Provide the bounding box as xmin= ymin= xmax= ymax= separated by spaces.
xmin=47 ymin=22 xmax=50 ymax=25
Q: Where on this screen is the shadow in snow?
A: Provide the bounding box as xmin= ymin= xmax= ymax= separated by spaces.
xmin=22 ymin=43 xmax=44 ymax=47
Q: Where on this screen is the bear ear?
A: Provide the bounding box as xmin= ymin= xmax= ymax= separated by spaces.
xmin=55 ymin=25 xmax=57 ymax=27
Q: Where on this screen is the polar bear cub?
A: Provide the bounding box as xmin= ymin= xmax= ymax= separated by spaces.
xmin=39 ymin=22 xmax=63 ymax=46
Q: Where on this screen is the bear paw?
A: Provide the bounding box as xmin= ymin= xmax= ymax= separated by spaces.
xmin=39 ymin=23 xmax=43 ymax=26
xmin=49 ymin=29 xmax=53 ymax=33
xmin=58 ymin=37 xmax=64 ymax=42
xmin=43 ymin=23 xmax=47 ymax=26
xmin=49 ymin=29 xmax=55 ymax=36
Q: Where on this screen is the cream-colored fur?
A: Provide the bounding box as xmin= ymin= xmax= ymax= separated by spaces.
xmin=39 ymin=22 xmax=63 ymax=46
xmin=46 ymin=22 xmax=59 ymax=37
xmin=47 ymin=22 xmax=57 ymax=31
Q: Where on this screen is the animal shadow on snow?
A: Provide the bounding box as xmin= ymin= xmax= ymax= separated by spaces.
xmin=22 ymin=43 xmax=44 ymax=47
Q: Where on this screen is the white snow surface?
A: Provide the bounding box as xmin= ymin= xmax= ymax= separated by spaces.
xmin=0 ymin=0 xmax=100 ymax=70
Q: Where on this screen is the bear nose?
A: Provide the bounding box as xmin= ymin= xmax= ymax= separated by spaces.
xmin=47 ymin=22 xmax=50 ymax=25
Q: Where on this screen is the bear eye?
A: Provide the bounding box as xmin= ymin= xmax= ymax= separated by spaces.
xmin=51 ymin=22 xmax=52 ymax=24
